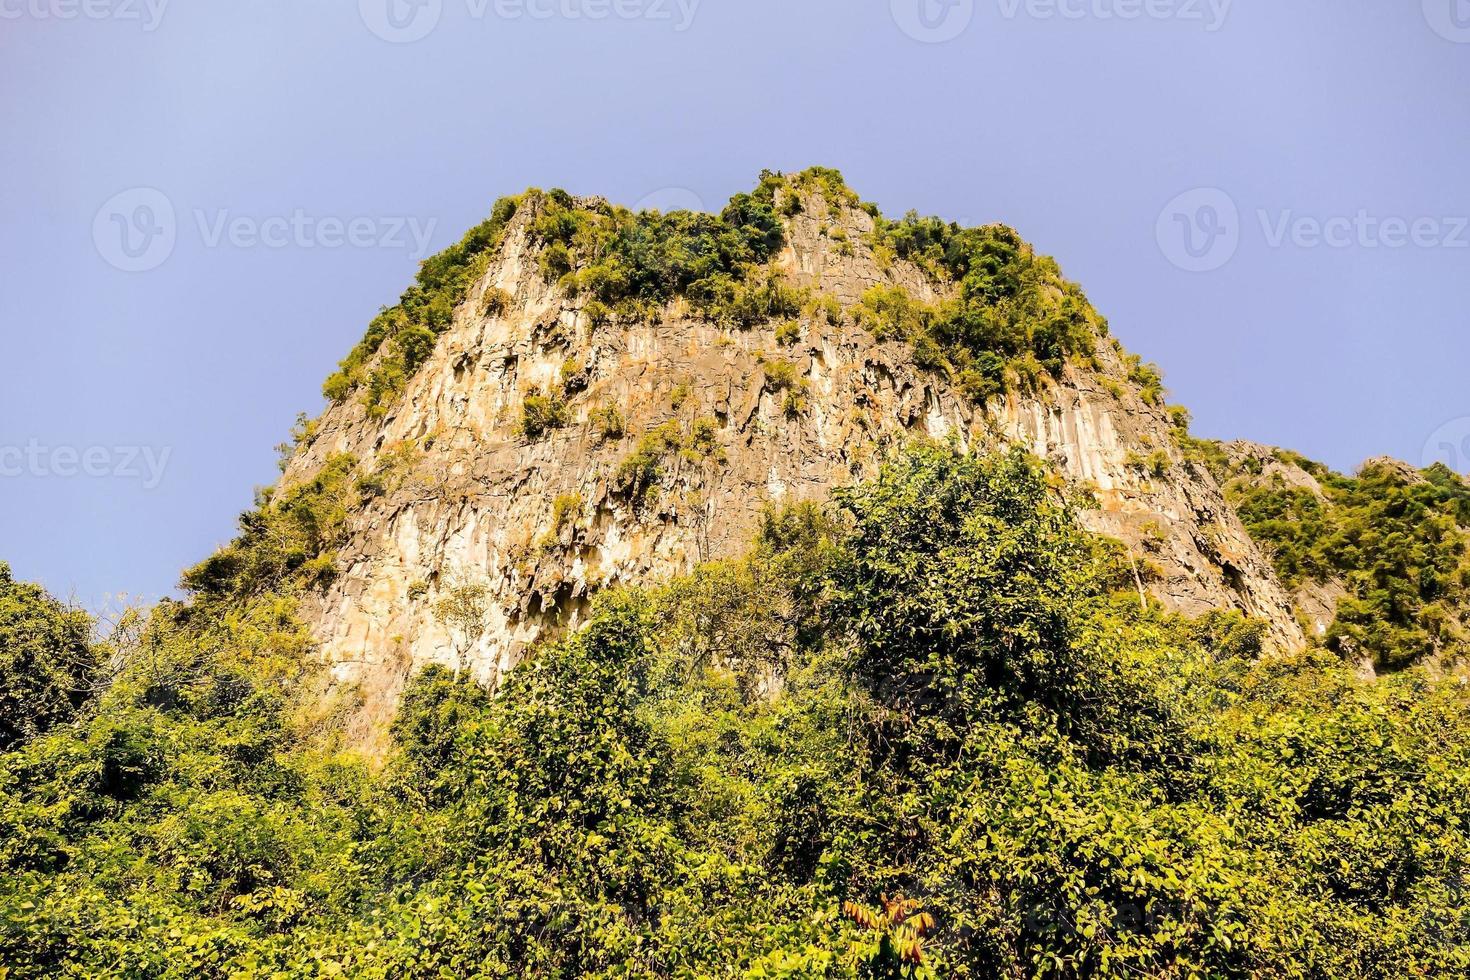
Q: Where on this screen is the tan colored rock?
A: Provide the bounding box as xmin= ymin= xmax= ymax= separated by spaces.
xmin=281 ymin=192 xmax=1307 ymax=745
xmin=1221 ymin=440 xmax=1328 ymax=498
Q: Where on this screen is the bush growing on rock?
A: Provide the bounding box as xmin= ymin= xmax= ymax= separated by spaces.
xmin=518 ymin=393 xmax=570 ymax=441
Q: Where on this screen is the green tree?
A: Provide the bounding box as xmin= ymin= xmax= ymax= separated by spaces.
xmin=0 ymin=563 xmax=100 ymax=750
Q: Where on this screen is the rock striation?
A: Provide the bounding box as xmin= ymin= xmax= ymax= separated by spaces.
xmin=279 ymin=183 xmax=1307 ymax=742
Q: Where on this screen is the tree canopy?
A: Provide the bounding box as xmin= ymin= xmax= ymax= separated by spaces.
xmin=3 ymin=445 xmax=1468 ymax=977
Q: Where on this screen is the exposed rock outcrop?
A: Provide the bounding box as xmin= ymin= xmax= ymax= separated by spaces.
xmin=280 ymin=187 xmax=1306 ymax=744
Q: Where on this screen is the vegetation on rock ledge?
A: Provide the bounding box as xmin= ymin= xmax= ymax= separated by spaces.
xmin=1199 ymin=443 xmax=1470 ymax=670
xmin=859 ymin=213 xmax=1106 ymax=403
xmin=316 ymin=168 xmax=1118 ymax=425
xmin=323 ymin=195 xmax=522 ymax=417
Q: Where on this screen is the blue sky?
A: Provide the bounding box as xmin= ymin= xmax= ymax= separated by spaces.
xmin=2 ymin=0 xmax=1468 ymax=607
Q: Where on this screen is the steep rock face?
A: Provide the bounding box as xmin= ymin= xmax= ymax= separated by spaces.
xmin=999 ymin=383 xmax=1301 ymax=641
xmin=282 ymin=193 xmax=1304 ymax=743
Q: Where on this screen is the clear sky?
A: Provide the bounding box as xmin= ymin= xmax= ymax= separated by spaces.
xmin=2 ymin=0 xmax=1468 ymax=608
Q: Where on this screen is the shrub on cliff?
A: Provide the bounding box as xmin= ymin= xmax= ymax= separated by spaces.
xmin=863 ymin=216 xmax=1106 ymax=403
xmin=518 ymin=393 xmax=570 ymax=441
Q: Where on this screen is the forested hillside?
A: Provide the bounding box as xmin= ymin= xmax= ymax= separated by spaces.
xmin=3 ymin=446 xmax=1469 ymax=977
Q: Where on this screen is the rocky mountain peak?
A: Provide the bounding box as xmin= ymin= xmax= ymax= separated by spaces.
xmin=272 ymin=168 xmax=1308 ymax=748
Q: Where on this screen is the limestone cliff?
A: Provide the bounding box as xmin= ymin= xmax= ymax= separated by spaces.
xmin=278 ymin=177 xmax=1307 ymax=742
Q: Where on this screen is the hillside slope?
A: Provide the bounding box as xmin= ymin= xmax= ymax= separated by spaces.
xmin=1202 ymin=439 xmax=1470 ymax=674
xmin=271 ymin=170 xmax=1305 ymax=740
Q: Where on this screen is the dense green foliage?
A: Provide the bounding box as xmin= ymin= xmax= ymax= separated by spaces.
xmin=0 ymin=563 xmax=100 ymax=752
xmin=1210 ymin=447 xmax=1470 ymax=670
xmin=861 ymin=214 xmax=1105 ymax=402
xmin=530 ymin=178 xmax=802 ymax=328
xmin=0 ymin=454 xmax=372 ymax=976
xmin=4 ymin=446 xmax=1469 ymax=977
